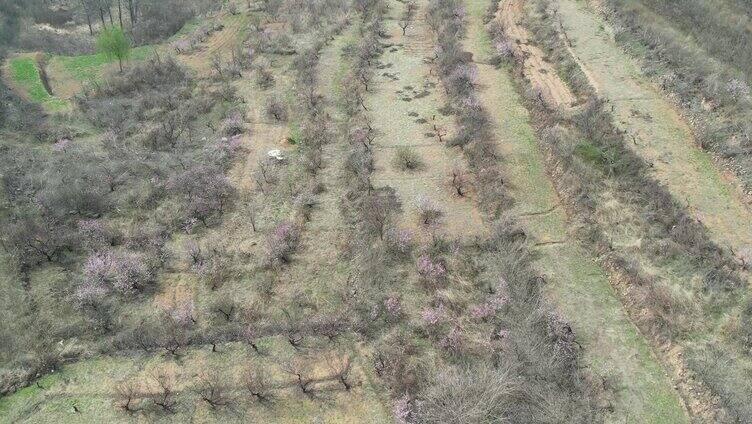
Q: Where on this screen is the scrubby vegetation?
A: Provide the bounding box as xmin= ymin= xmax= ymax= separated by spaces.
xmin=602 ymin=0 xmax=752 ymax=201
xmin=504 ymin=0 xmax=752 ymax=420
xmin=1 ymin=0 xmax=751 ymax=422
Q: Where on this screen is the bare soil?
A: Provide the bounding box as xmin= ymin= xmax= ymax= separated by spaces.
xmin=498 ymin=0 xmax=578 ymax=109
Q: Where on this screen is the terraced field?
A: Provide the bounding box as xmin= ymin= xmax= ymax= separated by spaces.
xmin=465 ymin=1 xmax=688 ymax=422
xmin=0 ymin=5 xmax=391 ymax=423
xmin=557 ymin=0 xmax=752 ymax=260
xmin=369 ymin=6 xmax=484 ymax=238
xmin=3 ymin=0 xmax=752 ymax=422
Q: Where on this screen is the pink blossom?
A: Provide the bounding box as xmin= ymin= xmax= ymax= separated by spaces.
xmin=494 ymin=40 xmax=514 ymax=58
xmin=173 ymin=39 xmax=191 ymax=53
xmin=451 ymin=64 xmax=477 ymax=86
xmin=386 ymin=227 xmax=414 ymax=255
xmin=393 ymin=394 xmax=412 ymax=423
xmin=470 ymin=303 xmax=494 ymax=320
xmin=75 ymin=280 xmax=109 ymax=305
xmin=727 ymin=78 xmax=750 ymax=99
xmin=453 ymin=6 xmax=466 ymax=20
xmin=488 ymin=294 xmax=508 ymax=310
xmin=370 ymin=304 xmax=381 ymax=320
xmin=421 ymin=304 xmax=444 ymax=325
xmin=417 ymin=255 xmax=446 ymax=282
xmin=266 ymin=221 xmax=301 ymax=264
xmin=182 ymin=217 xmax=199 ymax=234
xmin=111 ymin=252 xmax=151 ymax=293
xmin=169 ymin=300 xmax=196 ymax=327
xmin=77 ymin=219 xmax=108 ymax=248
xmin=384 ymin=296 xmax=402 ymax=317
xmin=82 ymin=250 xmax=153 ymax=294
xmin=470 ymin=294 xmax=508 ymax=320
xmin=461 ymin=95 xmax=482 ymax=111
xmin=209 ymin=134 xmax=243 ymax=159
xmin=440 ymin=326 xmax=464 ymax=353
xmin=53 ymin=138 xmax=71 ymax=152
xmin=497 ymin=277 xmax=509 ymax=294
xmin=83 ymin=250 xmax=117 ymax=286
xmin=497 ymin=328 xmax=510 ymax=340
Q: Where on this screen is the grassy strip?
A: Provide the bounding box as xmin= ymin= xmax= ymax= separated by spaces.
xmin=463 ymin=1 xmax=690 ymax=422
xmin=515 ymin=0 xmax=752 ymax=420
xmin=7 ymin=56 xmax=67 ymax=110
xmin=52 ymin=46 xmax=153 ymax=82
xmin=602 ymin=0 xmax=752 ymax=205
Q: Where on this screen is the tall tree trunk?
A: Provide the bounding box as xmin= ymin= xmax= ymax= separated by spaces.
xmin=107 ymin=3 xmax=114 ymax=25
xmin=81 ymin=0 xmax=93 ymax=35
xmin=128 ymin=0 xmax=137 ymax=25
xmin=117 ymin=0 xmax=123 ymax=28
xmin=99 ymin=7 xmax=106 ymax=27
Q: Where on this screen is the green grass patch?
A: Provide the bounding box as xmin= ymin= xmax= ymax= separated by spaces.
xmin=53 ymin=46 xmax=152 ymax=82
xmin=8 ymin=57 xmax=67 ymax=110
xmin=169 ymin=18 xmax=201 ymax=41
xmin=286 ymin=122 xmax=301 ymax=145
xmin=0 ymin=372 xmax=61 ymax=416
xmin=574 ymin=139 xmax=605 ymax=164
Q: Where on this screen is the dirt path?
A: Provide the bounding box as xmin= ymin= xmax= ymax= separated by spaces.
xmin=466 ymin=1 xmax=688 ymax=422
xmin=282 ymin=26 xmax=353 ymax=305
xmin=368 ymin=0 xmax=484 ymax=238
xmin=556 ymin=0 xmax=752 ymax=265
xmin=498 ymin=0 xmax=578 ymax=109
xmin=179 ymin=9 xmax=249 ymax=72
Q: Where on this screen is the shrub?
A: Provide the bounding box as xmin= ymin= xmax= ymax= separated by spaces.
xmin=265 ymin=98 xmax=288 ymax=122
xmin=392 ymin=146 xmax=423 ymax=171
xmin=412 ymin=365 xmax=517 ymax=424
xmin=265 ymin=221 xmax=301 ymax=264
xmin=220 ymin=113 xmax=245 ymax=136
xmin=255 ymin=66 xmax=275 ymax=89
xmin=416 ymin=197 xmax=443 ymax=227
xmin=385 ymin=227 xmax=415 ymax=258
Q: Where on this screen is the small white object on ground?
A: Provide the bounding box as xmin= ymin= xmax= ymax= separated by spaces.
xmin=268 ymin=149 xmax=285 ymax=161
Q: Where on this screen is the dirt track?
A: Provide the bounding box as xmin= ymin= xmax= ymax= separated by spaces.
xmin=466 ymin=1 xmax=689 ymax=421
xmin=497 ymin=0 xmax=577 ymax=109
xmin=556 ymin=0 xmax=752 ymax=268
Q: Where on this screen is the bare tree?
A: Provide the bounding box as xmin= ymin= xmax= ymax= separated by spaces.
xmin=203 ymin=324 xmax=236 ymax=353
xmin=243 ymin=325 xmax=264 ymax=354
xmin=326 ymin=354 xmax=353 ymax=391
xmin=281 ymin=308 xmax=306 ymax=350
xmin=211 ymin=53 xmax=223 ymax=76
xmin=158 ymin=310 xmax=192 ymax=357
xmin=149 ymin=372 xmax=177 ymax=413
xmin=311 ymin=313 xmax=349 ymax=343
xmin=211 ymin=295 xmax=237 ymax=322
xmin=242 ymin=367 xmax=273 ymax=402
xmin=196 ymin=371 xmax=233 ymax=409
xmin=242 ymin=194 xmax=258 ymax=232
xmin=399 ymin=1 xmax=417 ymax=35
xmin=450 ymin=166 xmax=470 ymax=197
xmin=360 ymin=187 xmax=402 ymax=240
xmin=281 ymin=357 xmax=315 ymax=394
xmin=115 ymin=378 xmax=141 ymax=413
